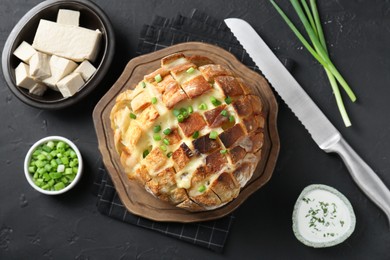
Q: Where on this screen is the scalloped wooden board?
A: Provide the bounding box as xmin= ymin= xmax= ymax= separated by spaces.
xmin=93 ymin=42 xmax=280 ymax=222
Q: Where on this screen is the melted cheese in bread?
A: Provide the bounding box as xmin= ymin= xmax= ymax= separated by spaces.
xmin=110 ymin=53 xmax=266 ymax=211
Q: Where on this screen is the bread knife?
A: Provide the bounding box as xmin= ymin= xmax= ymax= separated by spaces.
xmin=225 ymin=18 xmax=390 ymax=224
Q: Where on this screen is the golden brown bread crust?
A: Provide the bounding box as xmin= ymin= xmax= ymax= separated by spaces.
xmin=181 ymin=75 xmax=212 ymax=98
xmin=159 ymin=75 xmax=188 ymax=109
xmin=187 ymin=55 xmax=214 ymax=67
xmin=145 ymin=167 xmax=188 ymax=205
xmin=214 ymin=76 xmax=244 ymax=97
xmin=110 ymin=52 xmax=267 ymax=211
xmin=218 ymin=123 xmax=246 ymax=148
xmin=172 ymin=143 xmax=193 ymax=171
xmin=178 ymin=112 xmax=207 ymax=137
xmin=198 ymin=64 xmax=233 ymax=82
xmin=204 ymin=104 xmax=228 ymax=128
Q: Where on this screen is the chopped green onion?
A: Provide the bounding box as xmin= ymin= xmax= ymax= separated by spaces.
xmin=167 ymin=152 xmax=173 ymax=158
xmin=48 ymin=179 xmax=55 ymax=187
xmin=35 ymin=160 xmax=45 ymax=168
xmin=173 ymin=109 xmax=181 ymax=117
xmin=186 ymin=67 xmax=195 ymax=73
xmin=192 ymin=131 xmax=199 ymax=139
xmin=50 ymin=159 xmax=58 ymax=168
xmin=47 ymin=141 xmax=55 ymax=149
xmin=188 ymin=106 xmax=193 ymax=114
xmin=56 ymin=141 xmax=66 ymax=150
xmin=163 ymin=138 xmax=170 ymax=145
xmin=42 ymin=145 xmax=52 ymax=153
xmin=210 ymin=96 xmax=221 ymax=106
xmin=38 ymin=168 xmax=46 ymax=175
xmin=229 ymin=115 xmax=235 ymax=123
xmin=160 ymin=145 xmax=167 ymax=151
xmin=220 ymin=149 xmax=228 ymax=154
xmin=209 ymin=131 xmax=218 ymax=139
xmin=143 ymin=150 xmax=149 ymax=158
xmin=35 ymin=179 xmax=43 ymax=187
xmin=198 ymin=103 xmax=208 ymax=110
xmin=151 ymin=97 xmax=158 ymax=104
xmin=153 ymin=125 xmax=161 ymax=133
xmin=155 ymin=74 xmax=162 ymax=83
xmin=163 ymin=128 xmax=172 ymax=135
xmin=50 ymin=172 xmax=62 ymax=179
xmin=43 ymin=173 xmax=51 ymax=181
xmin=182 ymin=111 xmax=189 ymax=118
xmin=198 ymin=185 xmax=206 ymax=192
xmin=69 ymin=161 xmax=76 ymax=168
xmin=221 ymin=110 xmax=228 ymax=117
xmin=153 ymin=134 xmax=161 ymax=141
xmin=61 ymin=157 xmax=69 ymax=165
xmin=61 ymin=177 xmax=68 ymax=184
xmin=65 ymin=168 xmax=73 ymax=175
xmin=57 ymin=165 xmax=65 ymax=173
xmin=141 ymin=81 xmax=146 ymax=88
xmin=69 ymin=151 xmax=77 ymax=159
xmin=177 ymin=114 xmax=184 ymax=123
xmin=130 ymin=113 xmax=137 ymax=119
xmin=44 ymin=164 xmax=52 ymax=171
xmin=37 ymin=154 xmax=46 ymax=161
xmin=54 ymin=182 xmax=65 ymax=191
xmin=225 ymin=96 xmax=232 ymax=104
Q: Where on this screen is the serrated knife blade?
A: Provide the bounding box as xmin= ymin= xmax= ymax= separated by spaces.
xmin=225 ymin=18 xmax=390 ymax=224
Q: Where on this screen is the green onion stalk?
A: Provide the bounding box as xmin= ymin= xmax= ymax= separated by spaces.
xmin=270 ymin=0 xmax=356 ymax=127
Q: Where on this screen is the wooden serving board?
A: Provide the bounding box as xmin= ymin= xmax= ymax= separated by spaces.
xmin=93 ymin=42 xmax=280 ymax=222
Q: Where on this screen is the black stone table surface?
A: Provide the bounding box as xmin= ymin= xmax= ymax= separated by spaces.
xmin=1 ymin=0 xmax=390 ymax=259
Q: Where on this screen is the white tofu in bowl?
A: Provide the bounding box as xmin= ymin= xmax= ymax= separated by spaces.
xmin=2 ymin=0 xmax=115 ymax=110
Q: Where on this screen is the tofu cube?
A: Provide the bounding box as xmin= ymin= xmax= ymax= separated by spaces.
xmin=43 ymin=55 xmax=78 ymax=90
xmin=33 ymin=19 xmax=101 ymax=62
xmin=29 ymin=52 xmax=51 ymax=80
xmin=15 ymin=62 xmax=38 ymax=90
xmin=56 ymin=73 xmax=84 ymax=97
xmin=29 ymin=84 xmax=47 ymax=96
xmin=74 ymin=60 xmax=96 ymax=81
xmin=56 ymin=9 xmax=80 ymax=26
xmin=13 ymin=41 xmax=37 ymax=64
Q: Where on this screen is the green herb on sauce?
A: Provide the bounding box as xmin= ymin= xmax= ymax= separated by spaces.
xmin=304 ymin=198 xmax=343 ymax=237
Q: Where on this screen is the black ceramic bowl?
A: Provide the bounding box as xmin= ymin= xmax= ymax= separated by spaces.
xmin=1 ymin=0 xmax=115 ymax=110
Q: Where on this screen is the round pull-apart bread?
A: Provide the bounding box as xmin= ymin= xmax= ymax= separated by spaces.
xmin=110 ymin=52 xmax=265 ymax=211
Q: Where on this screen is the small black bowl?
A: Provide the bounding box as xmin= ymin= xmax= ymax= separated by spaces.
xmin=1 ymin=0 xmax=115 ymax=110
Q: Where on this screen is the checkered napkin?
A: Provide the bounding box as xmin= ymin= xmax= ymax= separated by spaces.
xmin=94 ymin=10 xmax=293 ymax=252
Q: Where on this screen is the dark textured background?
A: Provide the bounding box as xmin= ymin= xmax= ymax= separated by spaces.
xmin=1 ymin=0 xmax=390 ymax=259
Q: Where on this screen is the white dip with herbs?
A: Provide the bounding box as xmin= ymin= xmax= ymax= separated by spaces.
xmin=293 ymin=185 xmax=356 ymax=247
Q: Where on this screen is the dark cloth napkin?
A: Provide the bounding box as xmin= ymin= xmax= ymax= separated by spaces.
xmin=94 ymin=9 xmax=292 ymax=252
